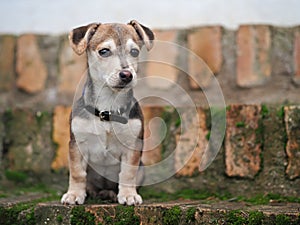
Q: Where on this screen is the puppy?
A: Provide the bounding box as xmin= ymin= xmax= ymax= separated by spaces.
xmin=61 ymin=20 xmax=154 ymax=205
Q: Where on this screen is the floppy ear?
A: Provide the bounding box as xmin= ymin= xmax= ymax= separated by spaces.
xmin=69 ymin=23 xmax=100 ymax=55
xmin=128 ymin=20 xmax=155 ymax=51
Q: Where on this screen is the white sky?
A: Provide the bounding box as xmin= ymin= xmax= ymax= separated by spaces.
xmin=1 ymin=0 xmax=300 ymax=34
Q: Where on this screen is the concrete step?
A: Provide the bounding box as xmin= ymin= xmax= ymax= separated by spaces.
xmin=1 ymin=196 xmax=300 ymax=225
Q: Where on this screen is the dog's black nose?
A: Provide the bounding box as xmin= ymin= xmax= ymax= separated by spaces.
xmin=119 ymin=70 xmax=133 ymax=83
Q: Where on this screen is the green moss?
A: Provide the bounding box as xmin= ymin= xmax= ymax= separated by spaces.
xmin=261 ymin=104 xmax=270 ymax=118
xmin=235 ymin=121 xmax=245 ymax=128
xmin=141 ymin=187 xmax=300 ymax=206
xmin=5 ymin=170 xmax=28 ymax=183
xmin=163 ymin=206 xmax=182 ymax=225
xmin=205 ymin=131 xmax=211 ymax=140
xmin=225 ymin=210 xmax=246 ymax=225
xmin=71 ymin=206 xmax=95 ymax=225
xmin=23 ymin=208 xmax=36 ymax=225
xmin=185 ymin=207 xmax=196 ymax=223
xmin=224 ymin=210 xmax=267 ymax=225
xmin=239 ymin=193 xmax=300 ymax=205
xmin=0 ymin=192 xmax=60 ymax=225
xmin=140 ymin=187 xmax=234 ymax=203
xmin=0 ymin=180 xmax=60 ymax=199
xmin=114 ymin=205 xmax=140 ymax=225
xmin=276 ymin=106 xmax=285 ymax=120
xmin=248 ymin=211 xmax=264 ymax=225
xmin=35 ymin=111 xmax=48 ymax=126
xmin=275 ymin=214 xmax=291 ymax=225
xmin=0 ymin=203 xmax=36 ymax=225
xmin=56 ymin=214 xmax=63 ymax=223
xmin=103 ymin=215 xmax=113 ymax=224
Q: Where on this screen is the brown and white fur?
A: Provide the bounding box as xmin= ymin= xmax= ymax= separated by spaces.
xmin=61 ymin=20 xmax=154 ymax=205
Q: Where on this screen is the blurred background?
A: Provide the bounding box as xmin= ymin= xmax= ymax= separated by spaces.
xmin=1 ymin=0 xmax=300 ymax=34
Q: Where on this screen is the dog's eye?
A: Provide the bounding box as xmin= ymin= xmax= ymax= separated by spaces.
xmin=98 ymin=48 xmax=112 ymax=57
xmin=130 ymin=48 xmax=139 ymax=57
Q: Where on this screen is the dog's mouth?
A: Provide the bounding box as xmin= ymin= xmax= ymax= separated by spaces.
xmin=112 ymin=83 xmax=131 ymax=89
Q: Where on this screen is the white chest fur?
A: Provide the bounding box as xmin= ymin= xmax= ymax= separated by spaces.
xmin=71 ymin=116 xmax=142 ymax=166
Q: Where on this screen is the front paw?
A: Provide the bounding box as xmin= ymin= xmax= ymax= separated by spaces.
xmin=117 ymin=193 xmax=143 ymax=206
xmin=61 ymin=191 xmax=86 ymax=205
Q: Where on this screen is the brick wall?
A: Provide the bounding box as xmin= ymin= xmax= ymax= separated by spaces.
xmin=0 ymin=25 xmax=299 ymax=109
xmin=0 ymin=24 xmax=300 ymax=197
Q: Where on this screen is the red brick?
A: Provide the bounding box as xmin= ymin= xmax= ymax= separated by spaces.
xmin=145 ymin=30 xmax=179 ymax=89
xmin=51 ymin=105 xmax=72 ymax=170
xmin=141 ymin=106 xmax=164 ymax=166
xmin=58 ymin=37 xmax=87 ymax=95
xmin=175 ymin=108 xmax=208 ymax=176
xmin=0 ymin=35 xmax=15 ymax=92
xmin=16 ymin=34 xmax=48 ymax=93
xmin=236 ymin=25 xmax=271 ymax=87
xmin=284 ymin=106 xmax=300 ymax=179
xmin=225 ymin=105 xmax=262 ymax=178
xmin=293 ymin=29 xmax=300 ymax=85
xmin=187 ymin=26 xmax=222 ymax=89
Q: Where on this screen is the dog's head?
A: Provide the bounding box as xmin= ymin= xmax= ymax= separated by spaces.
xmin=69 ymin=20 xmax=154 ymax=91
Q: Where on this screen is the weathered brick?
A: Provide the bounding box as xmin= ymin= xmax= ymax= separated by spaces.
xmin=175 ymin=108 xmax=208 ymax=176
xmin=16 ymin=34 xmax=48 ymax=93
xmin=58 ymin=36 xmax=87 ymax=95
xmin=225 ymin=105 xmax=262 ymax=178
xmin=188 ymin=26 xmax=222 ymax=89
xmin=293 ymin=29 xmax=300 ymax=85
xmin=260 ymin=106 xmax=288 ymax=191
xmin=271 ymin=27 xmax=293 ymax=76
xmin=51 ymin=105 xmax=71 ymax=170
xmin=284 ymin=106 xmax=300 ymax=179
xmin=0 ymin=35 xmax=15 ymax=92
xmin=141 ymin=106 xmax=164 ymax=166
xmin=0 ymin=113 xmax=3 ymax=173
xmin=3 ymin=109 xmax=54 ymax=174
xmin=35 ymin=202 xmax=300 ymax=225
xmin=145 ymin=30 xmax=179 ymax=89
xmin=236 ymin=25 xmax=271 ymax=87
xmin=38 ymin=35 xmax=61 ymax=87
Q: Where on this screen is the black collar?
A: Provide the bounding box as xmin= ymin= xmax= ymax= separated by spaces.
xmin=85 ymin=105 xmax=128 ymax=124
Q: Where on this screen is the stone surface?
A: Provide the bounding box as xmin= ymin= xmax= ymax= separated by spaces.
xmin=35 ymin=203 xmax=72 ymax=225
xmin=16 ymin=34 xmax=48 ymax=93
xmin=271 ymin=27 xmax=293 ymax=76
xmin=0 ymin=193 xmax=48 ymax=207
xmin=236 ymin=25 xmax=271 ymax=87
xmin=284 ymin=106 xmax=300 ymax=179
xmin=3 ymin=109 xmax=54 ymax=175
xmin=0 ymin=35 xmax=15 ymax=92
xmin=260 ymin=106 xmax=289 ymax=193
xmin=145 ymin=30 xmax=179 ymax=89
xmin=188 ymin=26 xmax=222 ymax=89
xmin=58 ymin=36 xmax=87 ymax=95
xmin=225 ymin=105 xmax=262 ymax=178
xmin=293 ymin=28 xmax=300 ymax=85
xmin=38 ymin=35 xmax=61 ymax=89
xmin=51 ymin=105 xmax=72 ymax=170
xmin=0 ymin=114 xmax=3 ymax=174
xmin=141 ymin=106 xmax=164 ymax=166
xmin=175 ymin=108 xmax=208 ymax=176
xmin=26 ymin=201 xmax=300 ymax=225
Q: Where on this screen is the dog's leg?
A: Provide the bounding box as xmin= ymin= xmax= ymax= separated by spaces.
xmin=117 ymin=150 xmax=143 ymax=205
xmin=61 ymin=139 xmax=88 ymax=205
